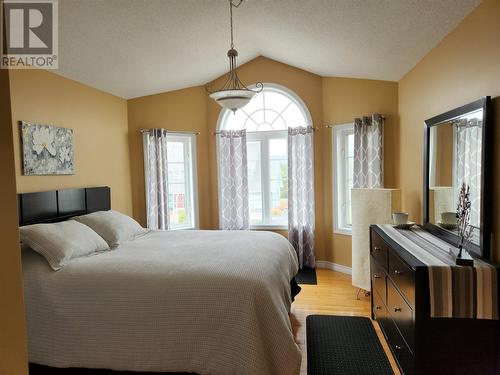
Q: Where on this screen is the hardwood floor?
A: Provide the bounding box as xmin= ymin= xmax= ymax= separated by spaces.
xmin=290 ymin=268 xmax=400 ymax=375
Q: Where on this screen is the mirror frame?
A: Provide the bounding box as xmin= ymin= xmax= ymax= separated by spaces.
xmin=423 ymin=96 xmax=492 ymax=260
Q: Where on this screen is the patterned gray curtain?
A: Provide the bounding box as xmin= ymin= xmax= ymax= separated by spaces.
xmin=143 ymin=129 xmax=170 ymax=230
xmin=353 ymin=114 xmax=384 ymax=188
xmin=288 ymin=126 xmax=315 ymax=269
xmin=218 ymin=130 xmax=249 ymax=230
xmin=454 ymin=118 xmax=482 ymax=229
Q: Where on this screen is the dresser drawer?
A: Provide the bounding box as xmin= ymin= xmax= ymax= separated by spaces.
xmin=388 ymin=250 xmax=415 ymax=306
xmin=372 ymin=287 xmax=386 ymax=320
xmin=371 ymin=232 xmax=388 ymax=271
xmin=371 ymin=259 xmax=386 ymax=305
xmin=380 ymin=315 xmax=414 ymax=375
xmin=387 ymin=277 xmax=414 ymax=352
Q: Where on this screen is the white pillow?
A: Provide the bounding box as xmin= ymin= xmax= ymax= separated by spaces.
xmin=72 ymin=210 xmax=147 ymax=248
xmin=20 ymin=221 xmax=110 ymax=271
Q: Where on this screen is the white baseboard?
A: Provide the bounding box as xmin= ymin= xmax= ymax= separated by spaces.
xmin=315 ymin=260 xmax=352 ymax=275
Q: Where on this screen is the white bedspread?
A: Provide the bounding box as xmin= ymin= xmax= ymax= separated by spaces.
xmin=22 ymin=230 xmax=301 ymax=375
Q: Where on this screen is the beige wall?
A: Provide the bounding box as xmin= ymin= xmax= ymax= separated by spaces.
xmin=434 ymin=123 xmax=453 ymax=187
xmin=0 ymin=70 xmax=28 ymax=375
xmin=322 ymin=77 xmax=399 ymax=266
xmin=398 ymin=0 xmax=500 ymax=262
xmin=9 ymin=70 xmax=133 ymax=215
xmin=127 ymin=86 xmax=210 ymax=227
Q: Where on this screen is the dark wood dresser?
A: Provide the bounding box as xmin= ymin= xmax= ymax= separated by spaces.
xmin=370 ymin=225 xmax=499 ymax=375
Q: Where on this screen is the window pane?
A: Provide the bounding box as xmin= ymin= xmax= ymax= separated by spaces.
xmin=242 ymin=91 xmax=263 ymax=115
xmin=263 ymin=109 xmax=279 ymax=125
xmin=257 ymin=123 xmax=273 ymax=132
xmin=272 ymin=121 xmax=287 ymax=130
xmin=270 ymin=180 xmax=288 ymax=222
xmin=167 ymin=141 xmax=184 ymax=162
xmin=167 ymin=163 xmax=185 ymax=183
xmin=269 ymin=138 xmax=287 ymax=158
xmin=247 ymin=141 xmax=263 ymax=224
xmin=333 ymin=125 xmax=355 ymax=233
xmin=245 ymin=121 xmax=258 ymax=132
xmin=269 ymin=138 xmax=288 ymax=223
xmin=265 ymin=91 xmax=292 ymax=114
xmin=346 ymin=200 xmax=352 ymax=226
xmin=347 ymin=133 xmax=354 ymax=158
xmin=347 ymin=157 xmax=354 ymax=180
xmin=225 ymin=110 xmax=248 ymax=130
xmin=249 ymin=192 xmax=263 ymax=223
xmin=248 ymin=109 xmax=264 ymax=125
xmin=346 ymin=132 xmax=354 ymax=226
xmin=168 ymin=183 xmax=188 ymax=226
xmin=165 ymin=136 xmax=197 ymax=230
xmin=281 ymin=103 xmax=307 ymax=128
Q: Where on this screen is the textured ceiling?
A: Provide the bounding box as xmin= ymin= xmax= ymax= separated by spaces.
xmin=56 ymin=0 xmax=480 ymax=99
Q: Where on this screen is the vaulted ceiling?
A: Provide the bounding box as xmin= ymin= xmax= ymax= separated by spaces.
xmin=56 ymin=0 xmax=480 ymax=99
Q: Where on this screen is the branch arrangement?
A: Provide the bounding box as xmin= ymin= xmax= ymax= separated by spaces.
xmin=456 ymin=182 xmax=473 ymax=258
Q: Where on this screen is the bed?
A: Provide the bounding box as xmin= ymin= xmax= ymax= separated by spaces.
xmin=20 ymin=187 xmax=301 ymax=375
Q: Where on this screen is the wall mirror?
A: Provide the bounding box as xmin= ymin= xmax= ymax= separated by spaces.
xmin=423 ymin=97 xmax=491 ymax=259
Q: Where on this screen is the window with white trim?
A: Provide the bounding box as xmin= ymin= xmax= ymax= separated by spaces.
xmin=218 ymin=84 xmax=312 ymax=228
xmin=333 ymin=123 xmax=355 ymax=235
xmin=166 ymin=134 xmax=198 ymax=230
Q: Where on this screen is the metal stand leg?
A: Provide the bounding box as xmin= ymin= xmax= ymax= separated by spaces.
xmin=356 ymin=288 xmax=363 ymax=300
xmin=356 ymin=288 xmax=371 ymax=300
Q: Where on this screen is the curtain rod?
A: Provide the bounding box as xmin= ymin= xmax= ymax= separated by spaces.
xmin=324 ymin=115 xmax=386 ymax=129
xmin=140 ymin=128 xmax=200 ymax=135
xmin=212 ymin=126 xmax=319 ymax=135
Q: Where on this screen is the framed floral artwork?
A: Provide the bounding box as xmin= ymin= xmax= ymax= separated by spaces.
xmin=21 ymin=121 xmax=74 ymax=175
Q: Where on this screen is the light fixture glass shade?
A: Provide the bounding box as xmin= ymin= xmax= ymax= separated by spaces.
xmin=208 ymin=1 xmax=262 ymax=112
xmin=209 ymin=89 xmax=257 ymax=112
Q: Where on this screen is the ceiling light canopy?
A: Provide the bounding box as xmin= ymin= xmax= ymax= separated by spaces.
xmin=209 ymin=0 xmax=263 ymax=113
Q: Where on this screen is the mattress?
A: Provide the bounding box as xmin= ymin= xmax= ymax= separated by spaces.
xmin=22 ymin=229 xmax=301 ymax=375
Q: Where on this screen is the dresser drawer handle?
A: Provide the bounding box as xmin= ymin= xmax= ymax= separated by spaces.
xmin=394 ymin=269 xmax=403 ymax=275
xmin=395 ymin=345 xmax=402 ymax=350
xmin=373 ymin=274 xmax=381 ymax=279
xmin=394 ymin=307 xmax=402 ymax=312
xmin=375 ymin=305 xmax=382 ymax=310
xmin=374 ymin=246 xmax=382 ymax=251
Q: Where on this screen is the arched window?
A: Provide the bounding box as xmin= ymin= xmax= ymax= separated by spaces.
xmin=218 ymin=84 xmax=311 ymax=131
xmin=217 ymin=84 xmax=312 ymax=228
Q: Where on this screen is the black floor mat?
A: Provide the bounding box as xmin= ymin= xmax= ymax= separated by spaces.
xmin=295 ymin=266 xmax=317 ymax=285
xmin=306 ymin=315 xmax=394 ymax=375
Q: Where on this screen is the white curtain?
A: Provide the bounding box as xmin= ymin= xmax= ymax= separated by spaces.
xmin=454 ymin=118 xmax=482 ymax=229
xmin=353 ymin=114 xmax=384 ymax=188
xmin=143 ymin=129 xmax=170 ymax=230
xmin=218 ymin=130 xmax=249 ymax=230
xmin=288 ymin=126 xmax=315 ymax=269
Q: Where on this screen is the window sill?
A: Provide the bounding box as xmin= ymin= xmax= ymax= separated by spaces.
xmin=333 ymin=228 xmax=352 ymax=236
xmin=250 ymin=225 xmax=288 ymax=231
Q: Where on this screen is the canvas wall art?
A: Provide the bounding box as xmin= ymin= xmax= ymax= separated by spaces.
xmin=21 ymin=121 xmax=74 ymax=175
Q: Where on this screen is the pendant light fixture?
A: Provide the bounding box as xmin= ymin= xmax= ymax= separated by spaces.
xmin=209 ymin=0 xmax=263 ymax=113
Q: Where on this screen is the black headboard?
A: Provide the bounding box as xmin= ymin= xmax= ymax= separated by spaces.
xmin=18 ymin=187 xmax=111 ymax=226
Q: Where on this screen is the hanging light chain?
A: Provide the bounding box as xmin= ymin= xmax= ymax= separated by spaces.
xmin=228 ymin=0 xmax=244 ymax=90
xmin=207 ymin=0 xmax=262 ymax=98
xmin=229 ymin=0 xmax=243 ymax=49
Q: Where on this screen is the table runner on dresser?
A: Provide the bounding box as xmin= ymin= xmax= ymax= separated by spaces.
xmin=376 ymin=224 xmax=498 ymax=320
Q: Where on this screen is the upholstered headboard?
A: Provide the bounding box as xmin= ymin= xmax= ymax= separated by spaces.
xmin=18 ymin=187 xmax=110 ymax=226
